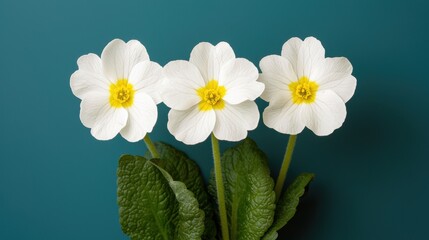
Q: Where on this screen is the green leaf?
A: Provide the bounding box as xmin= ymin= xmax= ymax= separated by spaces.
xmin=154 ymin=163 xmax=205 ymax=240
xmin=209 ymin=138 xmax=276 ymax=240
xmin=117 ymin=155 xmax=204 ymax=240
xmin=262 ymin=173 xmax=315 ymax=240
xmin=145 ymin=142 xmax=217 ymax=240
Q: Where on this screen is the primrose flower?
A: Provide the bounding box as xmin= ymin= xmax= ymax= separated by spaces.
xmin=163 ymin=42 xmax=265 ymax=144
xmin=70 ymin=39 xmax=163 ymax=142
xmin=259 ymin=37 xmax=356 ymax=136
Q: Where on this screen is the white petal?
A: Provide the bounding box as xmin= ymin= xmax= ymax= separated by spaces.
xmin=259 ymin=55 xmax=298 ymax=101
xmin=259 ymin=55 xmax=297 ymax=83
xmin=70 ymin=70 xmax=110 ymax=100
xmin=219 ymin=58 xmax=264 ymax=104
xmin=189 ymin=42 xmax=214 ymax=82
xmin=163 ymin=60 xmax=205 ymax=110
xmin=211 ymin=42 xmax=236 ymax=81
xmin=190 ymin=42 xmax=236 ymax=82
xmin=127 ymin=39 xmax=150 ymax=61
xmin=296 ymin=37 xmax=325 ymax=78
xmin=281 ymin=37 xmax=302 ymax=71
xmin=70 ymin=54 xmax=110 ymax=99
xmin=258 ymin=72 xmax=287 ymax=102
xmin=331 ymin=75 xmax=357 ymax=103
xmin=305 ymin=90 xmax=347 ymax=136
xmin=77 ymin=53 xmax=103 ymax=73
xmin=101 ymin=39 xmax=149 ymax=81
xmin=263 ymin=96 xmax=306 ymax=135
xmin=167 ymin=106 xmax=216 ymax=145
xmin=91 ymin=107 xmax=128 ymax=141
xmin=128 ymin=61 xmax=164 ymax=104
xmin=314 ymin=57 xmax=353 ymax=86
xmin=213 ymin=101 xmax=259 ymax=141
xmin=120 ymin=92 xmax=157 ymax=142
xmin=79 ymin=91 xmax=110 ymax=128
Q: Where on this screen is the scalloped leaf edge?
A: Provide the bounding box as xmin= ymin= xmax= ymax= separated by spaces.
xmin=263 ymin=172 xmax=315 ymax=240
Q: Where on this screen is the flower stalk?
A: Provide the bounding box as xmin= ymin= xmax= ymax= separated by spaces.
xmin=143 ymin=135 xmax=160 ymax=159
xmin=211 ymin=134 xmax=229 ymax=240
xmin=274 ymin=134 xmax=297 ymax=202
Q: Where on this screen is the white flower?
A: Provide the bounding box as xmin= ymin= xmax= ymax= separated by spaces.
xmin=162 ymin=42 xmax=265 ymax=144
xmin=259 ymin=37 xmax=356 ymax=136
xmin=70 ymin=39 xmax=163 ymax=142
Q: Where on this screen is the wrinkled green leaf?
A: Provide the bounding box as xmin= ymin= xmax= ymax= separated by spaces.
xmin=263 ymin=173 xmax=315 ymax=240
xmin=154 ymin=163 xmax=205 ymax=240
xmin=117 ymin=155 xmax=204 ymax=240
xmin=145 ymin=142 xmax=216 ymax=239
xmin=209 ymin=138 xmax=276 ymax=240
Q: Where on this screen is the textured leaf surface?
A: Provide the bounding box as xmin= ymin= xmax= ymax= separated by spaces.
xmin=263 ymin=173 xmax=315 ymax=240
xmin=145 ymin=142 xmax=216 ymax=239
xmin=209 ymin=138 xmax=276 ymax=240
xmin=155 ymin=165 xmax=205 ymax=240
xmin=117 ymin=155 xmax=204 ymax=240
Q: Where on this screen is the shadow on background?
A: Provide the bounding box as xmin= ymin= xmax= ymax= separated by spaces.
xmin=271 ymin=73 xmax=428 ymax=239
xmin=278 ymin=184 xmax=324 ymax=238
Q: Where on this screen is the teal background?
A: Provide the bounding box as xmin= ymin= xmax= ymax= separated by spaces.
xmin=0 ymin=0 xmax=428 ymax=239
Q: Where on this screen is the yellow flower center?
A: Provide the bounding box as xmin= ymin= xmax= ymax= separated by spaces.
xmin=288 ymin=76 xmax=319 ymax=104
xmin=109 ymin=79 xmax=135 ymax=108
xmin=196 ymin=80 xmax=226 ymax=111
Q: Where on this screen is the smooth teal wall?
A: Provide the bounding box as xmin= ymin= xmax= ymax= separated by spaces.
xmin=1 ymin=0 xmax=428 ymax=239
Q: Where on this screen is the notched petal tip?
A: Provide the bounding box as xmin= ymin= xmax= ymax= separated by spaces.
xmin=303 ymin=36 xmax=321 ymax=43
xmin=215 ymin=41 xmax=232 ymax=48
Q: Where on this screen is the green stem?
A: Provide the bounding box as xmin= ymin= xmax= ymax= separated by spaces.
xmin=143 ymin=135 xmax=160 ymax=159
xmin=274 ymin=135 xmax=298 ymax=202
xmin=211 ymin=134 xmax=229 ymax=240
